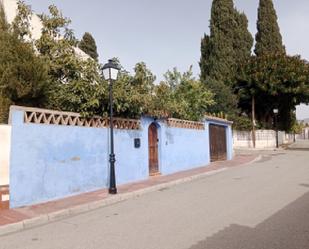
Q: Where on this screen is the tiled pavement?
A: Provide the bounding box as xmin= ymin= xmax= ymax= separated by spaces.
xmin=0 ymin=155 xmax=257 ymax=230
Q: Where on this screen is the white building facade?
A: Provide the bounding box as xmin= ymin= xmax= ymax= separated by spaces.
xmin=0 ymin=0 xmax=90 ymax=59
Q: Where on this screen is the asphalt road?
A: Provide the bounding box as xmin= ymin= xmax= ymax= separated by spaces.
xmin=1 ymin=148 xmax=309 ymax=249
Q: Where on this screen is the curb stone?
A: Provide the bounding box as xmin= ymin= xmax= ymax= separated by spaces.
xmin=0 ymin=222 xmax=23 ymax=236
xmin=48 ymin=209 xmax=70 ymax=222
xmin=0 ymin=156 xmax=259 ymax=237
xmin=23 ymin=215 xmax=49 ymax=229
xmin=240 ymin=155 xmax=262 ymax=166
xmin=68 ymin=203 xmax=89 ymax=216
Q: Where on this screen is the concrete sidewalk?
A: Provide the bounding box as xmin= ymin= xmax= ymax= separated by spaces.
xmin=0 ymin=155 xmax=258 ymax=236
xmin=288 ymin=139 xmax=309 ymax=150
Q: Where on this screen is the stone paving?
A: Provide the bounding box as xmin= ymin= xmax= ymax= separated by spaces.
xmin=0 ymin=154 xmax=257 ymax=230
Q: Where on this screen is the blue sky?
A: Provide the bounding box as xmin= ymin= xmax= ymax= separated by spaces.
xmin=25 ymin=0 xmax=309 ymax=119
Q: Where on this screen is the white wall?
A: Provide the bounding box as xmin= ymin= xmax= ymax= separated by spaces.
xmin=233 ymin=130 xmax=293 ymax=149
xmin=301 ymin=128 xmax=309 ymax=140
xmin=294 ymin=128 xmax=309 ymax=140
xmin=1 ymin=0 xmax=89 ymax=59
xmin=1 ymin=0 xmax=43 ymax=40
xmin=0 ymin=125 xmax=11 ymax=186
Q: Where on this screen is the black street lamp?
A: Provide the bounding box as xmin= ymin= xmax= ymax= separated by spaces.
xmin=102 ymin=59 xmax=120 ymax=195
xmin=273 ymin=108 xmax=279 ymax=148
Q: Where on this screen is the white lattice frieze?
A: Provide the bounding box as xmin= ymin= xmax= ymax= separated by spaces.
xmin=10 ymin=106 xmax=140 ymax=130
xmin=166 ymin=118 xmax=205 ymax=130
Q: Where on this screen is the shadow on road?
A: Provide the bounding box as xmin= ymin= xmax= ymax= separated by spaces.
xmin=189 ymin=188 xmax=309 ymax=249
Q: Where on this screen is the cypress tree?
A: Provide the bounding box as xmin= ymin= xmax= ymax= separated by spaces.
xmin=200 ymin=34 xmax=211 ymax=82
xmin=252 ymin=0 xmax=286 ymax=129
xmin=200 ymin=0 xmax=235 ymax=84
xmin=200 ymin=0 xmax=253 ymax=84
xmin=234 ymin=11 xmax=253 ymax=69
xmin=254 ymin=0 xmax=285 ymax=56
xmin=78 ymin=32 xmax=99 ymax=61
xmin=200 ymin=0 xmax=253 ymax=114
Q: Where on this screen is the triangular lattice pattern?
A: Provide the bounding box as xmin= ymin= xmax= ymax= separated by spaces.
xmin=166 ymin=118 xmax=205 ymax=130
xmin=24 ymin=110 xmax=140 ymax=130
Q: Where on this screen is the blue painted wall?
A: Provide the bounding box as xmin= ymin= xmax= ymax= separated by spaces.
xmin=9 ymin=108 xmax=233 ymax=208
xmin=9 ymin=109 xmax=148 ymax=208
xmin=156 ymin=121 xmax=210 ymax=175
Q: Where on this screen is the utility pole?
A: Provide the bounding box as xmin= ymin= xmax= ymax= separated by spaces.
xmin=273 ymin=109 xmax=279 ymax=148
xmin=252 ymin=95 xmax=256 ymax=148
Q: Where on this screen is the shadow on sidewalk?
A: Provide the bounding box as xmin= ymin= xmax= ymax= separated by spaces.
xmin=189 ymin=186 xmax=309 ymax=249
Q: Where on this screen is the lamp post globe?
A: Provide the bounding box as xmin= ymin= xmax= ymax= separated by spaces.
xmin=102 ymin=59 xmax=120 ymax=81
xmin=102 ymin=59 xmax=120 ymax=194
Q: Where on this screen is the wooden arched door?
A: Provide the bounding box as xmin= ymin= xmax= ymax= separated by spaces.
xmin=148 ymin=123 xmax=159 ymax=176
xmin=209 ymin=124 xmax=227 ymax=162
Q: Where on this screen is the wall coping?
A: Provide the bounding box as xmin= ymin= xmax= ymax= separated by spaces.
xmin=166 ymin=118 xmax=205 ymax=130
xmin=9 ymin=106 xmax=234 ymax=130
xmin=233 ymin=129 xmax=276 ymax=132
xmin=204 ymin=115 xmax=233 ymax=125
xmin=9 ymin=105 xmax=141 ymax=130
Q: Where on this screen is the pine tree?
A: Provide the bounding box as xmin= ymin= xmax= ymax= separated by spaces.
xmin=237 ymin=53 xmax=309 ymax=131
xmin=0 ymin=2 xmax=9 ymax=31
xmin=78 ymin=32 xmax=99 ymax=61
xmin=0 ymin=33 xmax=49 ymax=106
xmin=254 ymin=0 xmax=285 ymax=56
xmin=0 ymin=2 xmax=49 ymax=123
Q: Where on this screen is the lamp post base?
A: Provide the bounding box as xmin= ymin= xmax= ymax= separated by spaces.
xmin=108 ymin=188 xmax=117 ymax=194
xmin=109 ymin=153 xmax=117 ymax=195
